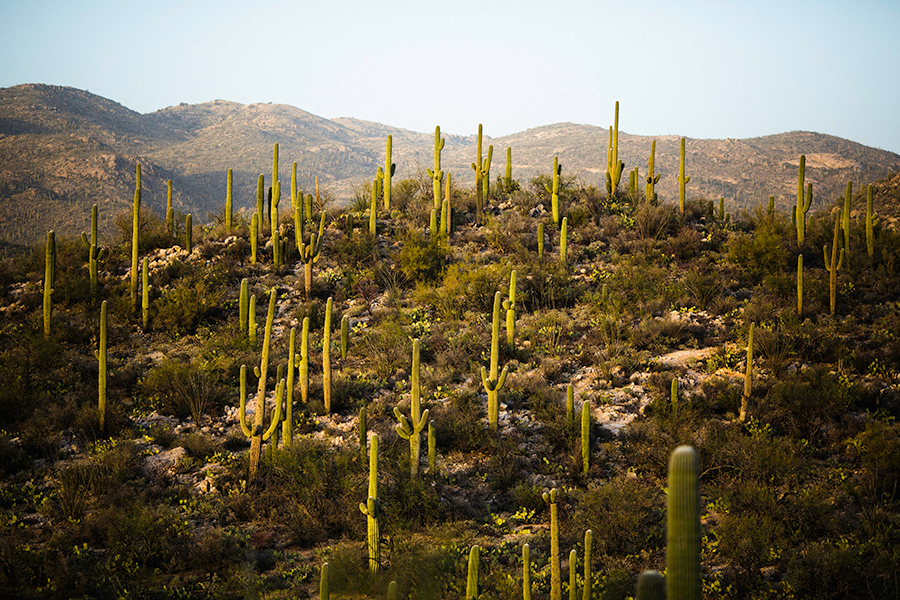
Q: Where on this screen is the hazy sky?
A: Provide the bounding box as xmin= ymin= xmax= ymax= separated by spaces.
xmin=2 ymin=0 xmax=898 ymax=153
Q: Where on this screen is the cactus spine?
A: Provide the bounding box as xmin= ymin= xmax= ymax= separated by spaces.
xmin=359 ymin=433 xmax=380 ymax=573
xmin=866 ymin=184 xmax=875 ymax=257
xmin=466 ymin=545 xmax=480 ymax=600
xmin=667 ymin=446 xmax=701 ymax=600
xmin=241 ymin=289 xmax=283 ymax=480
xmin=166 ymin=179 xmax=174 ymax=236
xmin=843 ymin=181 xmax=852 ymax=252
xmin=384 ymin=135 xmax=395 ymax=211
xmin=543 ymin=488 xmax=561 ymax=600
xmin=825 ymin=209 xmax=844 ymax=315
xmin=43 ymin=230 xmax=55 ymax=337
xmin=646 ymin=140 xmax=660 ymax=203
xmin=426 ymin=126 xmax=445 ymax=211
xmin=797 ymin=254 xmax=804 ymax=318
xmin=323 ymin=297 xmax=333 ymax=413
xmin=394 ymin=339 xmax=430 ymax=477
xmin=141 ymin=257 xmax=150 ymax=331
xmin=740 ymin=323 xmax=754 ymax=422
xmin=605 ymin=101 xmax=624 ymax=197
xmin=481 ymin=291 xmax=509 ymax=428
xmin=678 ymin=138 xmax=690 ymax=213
xmin=523 ymin=543 xmax=532 ymax=600
xmin=583 ymin=530 xmax=592 ymax=600
xmin=130 ymin=164 xmax=141 ymax=309
xmin=581 ymin=398 xmax=590 ymax=475
xmin=545 ymin=156 xmax=562 ymax=227
xmin=225 ymin=168 xmax=233 ymax=234
xmin=796 ymin=156 xmax=812 ymax=243
xmin=81 ymin=204 xmax=105 ymax=301
xmin=503 ymin=270 xmax=517 ymax=351
xmin=97 ymin=300 xmax=107 ymax=433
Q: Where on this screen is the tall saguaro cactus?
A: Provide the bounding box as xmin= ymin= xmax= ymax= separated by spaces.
xmin=796 ymin=155 xmax=812 ymax=243
xmin=667 ymin=445 xmax=701 ymax=600
xmin=97 ymin=300 xmax=108 ymax=433
xmin=605 ymin=101 xmax=624 ymax=197
xmin=298 ymin=211 xmax=326 ymax=299
xmin=359 ymin=433 xmax=380 ymax=574
xmin=141 ymin=257 xmax=150 ymax=331
xmin=283 ymin=326 xmax=299 ymax=449
xmin=678 ymin=138 xmax=691 ymax=213
xmin=466 ymin=545 xmax=480 ymax=600
xmin=646 ymin=140 xmax=660 ymax=203
xmin=545 ymin=157 xmax=562 ymax=227
xmin=503 ymin=270 xmax=517 ymax=351
xmin=225 ymin=168 xmax=233 ymax=234
xmin=81 ymin=204 xmax=106 ymax=301
xmin=583 ymin=530 xmax=593 ymax=600
xmin=394 ymin=339 xmax=430 ymax=477
xmin=581 ymin=399 xmax=591 ymax=474
xmin=426 ymin=126 xmax=445 ymax=211
xmin=543 ymin=488 xmax=561 ymax=600
xmin=481 ymin=291 xmax=509 ymax=428
xmin=384 ymin=135 xmax=396 ymax=211
xmin=866 ymin=184 xmax=875 ymax=257
xmin=825 ymin=209 xmax=844 ymax=315
xmin=323 ymin=297 xmax=333 ymax=413
xmin=130 ymin=164 xmax=141 ymax=310
xmin=472 ymin=124 xmax=489 ymax=224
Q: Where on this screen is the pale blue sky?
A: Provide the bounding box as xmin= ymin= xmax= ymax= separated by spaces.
xmin=2 ymin=0 xmax=898 ymax=153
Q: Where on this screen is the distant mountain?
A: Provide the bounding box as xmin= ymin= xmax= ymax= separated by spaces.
xmin=2 ymin=83 xmax=899 ymax=248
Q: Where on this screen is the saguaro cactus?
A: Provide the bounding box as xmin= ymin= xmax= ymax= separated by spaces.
xmin=523 ymin=543 xmax=532 ymax=600
xmin=283 ymin=326 xmax=299 ymax=449
xmin=866 ymin=184 xmax=875 ymax=257
xmin=185 ymin=214 xmax=192 ymax=253
xmin=239 ymin=279 xmax=249 ymax=336
xmin=271 ymin=179 xmax=281 ymax=247
xmin=130 ymin=165 xmax=141 ymax=309
xmin=359 ymin=433 xmax=380 ymax=573
xmin=298 ymin=211 xmax=326 ymax=299
xmin=250 ymin=213 xmax=259 ymax=264
xmin=141 ymin=257 xmax=150 ymax=331
xmin=166 ymin=179 xmax=174 ymax=236
xmin=81 ymin=204 xmax=106 ymax=301
xmin=466 ymin=545 xmax=480 ymax=600
xmin=340 ymin=314 xmax=349 ymax=361
xmin=842 ymin=181 xmax=852 ymax=253
xmin=646 ymin=140 xmax=660 ymax=204
xmin=636 ymin=571 xmax=665 ymax=600
xmin=825 ymin=209 xmax=844 ymax=315
xmin=796 ymin=156 xmax=812 ymax=243
xmin=667 ymin=445 xmax=701 ymax=600
xmin=503 ymin=270 xmax=517 ymax=351
xmin=543 ymin=488 xmax=561 ymax=600
xmin=97 ymin=300 xmax=107 ymax=433
xmin=545 ymin=157 xmax=562 ymax=227
xmin=225 ymin=168 xmax=233 ymax=234
xmin=740 ymin=323 xmax=754 ymax=422
xmin=560 ymin=217 xmax=568 ymax=264
xmin=43 ymin=230 xmax=55 ymax=337
xmin=583 ymin=530 xmax=592 ymax=600
xmin=471 ymin=124 xmax=488 ymax=224
xmin=797 ymin=254 xmax=804 ymax=317
xmin=569 ymin=549 xmax=578 ymax=600
xmin=394 ymin=339 xmax=430 ymax=477
xmin=426 ymin=126 xmax=445 ymax=211
xmin=300 ymin=317 xmax=310 ymax=403
xmin=537 ymin=223 xmax=544 ymax=259
xmin=678 ymin=138 xmax=691 ymax=213
xmin=442 ymin=173 xmax=452 ymax=235
xmin=581 ymin=399 xmax=591 ymax=475
xmin=384 ymin=135 xmax=396 ymax=211
xmin=320 ymin=562 xmax=330 ymax=600
xmin=481 ymin=291 xmax=509 ymax=428
xmin=323 ymin=297 xmax=333 ymax=413
xmin=606 ymin=101 xmax=624 ymax=197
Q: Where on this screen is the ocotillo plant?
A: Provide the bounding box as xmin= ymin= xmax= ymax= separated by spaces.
xmin=740 ymin=323 xmax=754 ymax=422
xmin=796 ymin=156 xmax=812 ymax=244
xmin=583 ymin=530 xmax=592 ymax=600
xmin=866 ymin=184 xmax=875 ymax=257
xmin=97 ymin=300 xmax=107 ymax=433
xmin=384 ymin=135 xmax=396 ymax=211
xmin=359 ymin=433 xmax=380 ymax=574
xmin=283 ymin=326 xmax=299 ymax=449
xmin=646 ymin=140 xmax=660 ymax=204
xmin=797 ymin=254 xmax=804 ymax=318
xmin=523 ymin=543 xmax=532 ymax=600
xmin=581 ymin=399 xmax=591 ymax=475
xmin=606 ymin=101 xmax=624 ymax=197
xmin=43 ymin=230 xmax=55 ymax=337
xmin=843 ymin=181 xmax=852 ymax=252
xmin=543 ymin=488 xmax=561 ymax=600
xmin=141 ymin=257 xmax=150 ymax=331
xmin=323 ymin=297 xmax=333 ymax=413
xmin=667 ymin=445 xmax=701 ymax=600
xmin=481 ymin=291 xmax=509 ymax=428
xmin=166 ymin=179 xmax=174 ymax=236
xmin=426 ymin=125 xmax=445 ymax=211
xmin=225 ymin=168 xmax=233 ymax=234
xmin=678 ymin=138 xmax=690 ymax=213
xmin=394 ymin=338 xmax=430 ymax=477
xmin=81 ymin=204 xmax=106 ymax=301
xmin=503 ymin=270 xmax=517 ymax=351
xmin=466 ymin=545 xmax=480 ymax=600
xmin=298 ymin=211 xmax=326 ymax=299
xmin=825 ymin=209 xmax=844 ymax=315
xmin=241 ymin=289 xmax=282 ymax=480
xmin=130 ymin=165 xmax=141 ymax=310
xmin=545 ymin=156 xmax=562 ymax=227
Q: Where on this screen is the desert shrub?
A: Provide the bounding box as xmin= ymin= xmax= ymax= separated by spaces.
xmin=428 ymin=389 xmax=491 ymax=454
xmin=396 ymin=228 xmax=448 ymax=284
xmin=332 ymin=229 xmax=378 ymax=268
xmin=152 ymin=269 xmax=225 ymax=335
xmin=356 ymin=317 xmax=411 ymax=380
xmin=139 ymin=358 xmax=228 ymax=423
xmin=725 ymin=214 xmax=791 ymax=283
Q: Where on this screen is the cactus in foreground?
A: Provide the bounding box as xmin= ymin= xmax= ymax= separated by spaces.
xmin=543 ymin=488 xmax=561 ymax=600
xmin=523 ymin=543 xmax=532 ymax=600
xmin=239 ymin=279 xmax=249 ymax=336
xmin=568 ymin=548 xmax=578 ymax=600
xmin=225 ymin=168 xmax=233 ymax=234
xmin=635 ymin=571 xmax=665 ymax=600
xmin=359 ymin=433 xmax=380 ymax=573
xmin=581 ymin=399 xmax=591 ymax=475
xmin=503 ymin=270 xmax=517 ymax=351
xmin=426 ymin=125 xmax=445 ymax=211
xmin=43 ymin=230 xmax=55 ymax=337
xmin=97 ymin=300 xmax=107 ymax=433
xmin=240 ymin=289 xmax=283 ymax=480
xmin=667 ymin=445 xmax=701 ymax=600
xmin=583 ymin=530 xmax=592 ymax=600
xmin=185 ymin=214 xmax=192 ymax=253
xmin=319 ymin=562 xmax=329 ymax=600
xmin=81 ymin=204 xmax=106 ymax=301
xmin=560 ymin=217 xmax=568 ymax=264
xmin=141 ymin=257 xmax=150 ymax=331
xmin=606 ymin=101 xmax=624 ymax=196
xmin=300 ymin=317 xmax=310 ymax=403
xmin=481 ymin=291 xmax=509 ymax=428
xmin=466 ymin=545 xmax=480 ymax=600
xmin=866 ymin=184 xmax=875 ymax=257
xmin=323 ymin=297 xmax=333 ymax=413
xmin=130 ymin=165 xmax=141 ymax=309
xmin=825 ymin=209 xmax=844 ymax=315
xmin=739 ymin=323 xmax=754 ymax=422
xmin=797 ymin=254 xmax=804 ymax=318
xmin=538 ymin=223 xmax=544 ymax=259
xmin=394 ymin=339 xmax=430 ymax=477
xmin=645 ymin=140 xmax=660 ymax=203
xmin=796 ymin=156 xmax=812 ymax=243
xmin=384 ymin=135 xmax=396 ymax=211
xmin=545 ymin=156 xmax=562 ymax=226
xmin=678 ymin=137 xmax=691 ymax=212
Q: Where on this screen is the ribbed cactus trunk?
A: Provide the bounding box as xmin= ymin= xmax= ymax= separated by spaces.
xmin=466 ymin=545 xmax=480 ymax=600
xmin=97 ymin=300 xmax=107 ymax=433
xmin=678 ymin=138 xmax=690 ymax=213
xmin=427 ymin=125 xmax=444 ymax=211
xmin=130 ymin=165 xmax=141 ymax=310
xmin=225 ymin=168 xmax=233 ymax=234
xmin=248 ymin=290 xmax=279 ymax=480
xmin=544 ymin=488 xmax=561 ymax=600
xmin=323 ymin=297 xmax=333 ymax=413
xmin=796 ymin=156 xmax=811 ymax=244
xmin=481 ymin=291 xmax=509 ymax=428
xmin=667 ymin=446 xmax=701 ymax=600
xmin=394 ymin=339 xmax=429 ymax=477
xmin=384 ymin=136 xmax=395 ymax=211
xmin=359 ymin=433 xmax=380 ymax=574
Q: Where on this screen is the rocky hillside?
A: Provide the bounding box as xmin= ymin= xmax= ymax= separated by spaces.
xmin=2 ymin=83 xmax=899 ymax=249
